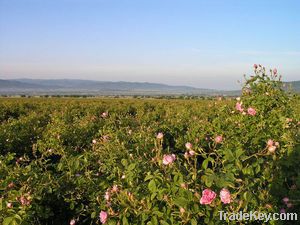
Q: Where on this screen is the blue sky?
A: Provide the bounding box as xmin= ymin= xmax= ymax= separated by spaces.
xmin=0 ymin=0 xmax=299 ymax=89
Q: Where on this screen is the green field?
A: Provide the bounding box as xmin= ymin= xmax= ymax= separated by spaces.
xmin=0 ymin=75 xmax=300 ymax=225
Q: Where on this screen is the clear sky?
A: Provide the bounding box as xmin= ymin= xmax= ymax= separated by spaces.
xmin=0 ymin=0 xmax=299 ymax=89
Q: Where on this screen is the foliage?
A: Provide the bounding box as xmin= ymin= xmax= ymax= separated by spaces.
xmin=0 ymin=66 xmax=299 ymax=224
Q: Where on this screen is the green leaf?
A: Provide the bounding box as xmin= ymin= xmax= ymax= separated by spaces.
xmin=242 ymin=167 xmax=253 ymax=175
xmin=144 ymin=173 xmax=153 ymax=181
xmin=91 ymin=212 xmax=96 ymax=218
xmin=70 ymin=202 xmax=75 ymax=210
xmin=204 ymin=217 xmax=210 ymax=224
xmin=151 ymin=193 xmax=157 ymax=200
xmin=3 ymin=217 xmax=13 ymax=225
xmin=202 ymin=174 xmax=214 ymax=187
xmin=202 ymin=157 xmax=214 ymax=169
xmin=202 ymin=158 xmax=209 ymax=169
xmin=122 ymin=216 xmax=129 ymax=225
xmin=148 ymin=179 xmax=157 ymax=193
xmin=191 ymin=218 xmax=197 ymax=225
xmin=235 ymin=148 xmax=244 ymax=158
xmin=121 ymin=159 xmax=128 ymax=167
xmin=13 ymin=215 xmax=21 ymax=222
xmin=153 ymin=210 xmax=164 ymax=217
xmin=173 ymin=197 xmax=189 ymax=208
xmin=128 ymin=163 xmax=136 ymax=171
xmin=159 ymin=220 xmax=169 ymax=225
xmin=3 ymin=217 xmax=19 ymax=225
xmin=255 ymin=164 xmax=261 ymax=173
xmin=151 ymin=215 xmax=158 ymax=225
xmin=243 ymin=191 xmax=252 ymax=202
xmin=224 ymin=149 xmax=235 ymax=162
xmin=57 ymin=162 xmax=63 ymax=171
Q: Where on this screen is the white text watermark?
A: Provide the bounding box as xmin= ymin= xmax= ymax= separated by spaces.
xmin=219 ymin=211 xmax=298 ymax=222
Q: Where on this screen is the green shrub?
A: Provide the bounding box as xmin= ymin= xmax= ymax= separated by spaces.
xmin=0 ymin=66 xmax=299 ymax=224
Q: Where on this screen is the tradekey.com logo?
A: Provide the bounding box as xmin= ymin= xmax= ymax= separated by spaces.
xmin=219 ymin=211 xmax=298 ymax=222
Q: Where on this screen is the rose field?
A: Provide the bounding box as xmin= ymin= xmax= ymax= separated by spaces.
xmin=0 ymin=68 xmax=300 ymax=225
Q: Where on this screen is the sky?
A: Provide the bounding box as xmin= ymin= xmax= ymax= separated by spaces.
xmin=0 ymin=0 xmax=299 ymax=90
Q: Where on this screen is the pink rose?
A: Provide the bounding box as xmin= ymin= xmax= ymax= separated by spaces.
xmin=156 ymin=132 xmax=164 ymax=139
xmin=20 ymin=196 xmax=29 ymax=206
xmin=247 ymin=107 xmax=257 ymax=116
xmin=180 ymin=183 xmax=187 ymax=189
xmin=200 ymin=189 xmax=217 ymax=205
xmin=70 ymin=219 xmax=76 ymax=225
xmin=101 ymin=112 xmax=108 ymax=118
xmin=99 ymin=211 xmax=108 ymax=224
xmin=180 ymin=207 xmax=185 ymax=214
xmin=268 ymin=145 xmax=276 ymax=153
xmin=220 ymin=188 xmax=231 ymax=204
xmin=273 ymin=68 xmax=277 ymax=75
xmin=163 ymin=154 xmax=176 ymax=165
xmin=283 ymin=197 xmax=289 ymax=204
xmin=8 ymin=182 xmax=14 ymax=189
xmin=184 ymin=152 xmax=189 ymax=159
xmin=104 ymin=191 xmax=110 ymax=201
xmin=111 ymin=185 xmax=118 ymax=193
xmin=185 ymin=142 xmax=192 ymax=150
xmin=215 ymin=136 xmax=223 ymax=144
xmin=7 ymin=202 xmax=13 ymax=208
xmin=254 ymin=64 xmax=258 ymax=69
xmin=235 ymin=102 xmax=244 ymax=112
xmin=267 ymin=139 xmax=274 ymax=147
xmin=189 ymin=150 xmax=195 ymax=156
xmin=102 ymin=135 xmax=110 ymax=142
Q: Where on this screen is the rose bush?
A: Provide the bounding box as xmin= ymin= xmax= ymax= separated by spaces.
xmin=0 ymin=66 xmax=299 ymax=224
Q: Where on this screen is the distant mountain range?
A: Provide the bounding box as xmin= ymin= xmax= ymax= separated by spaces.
xmin=0 ymin=79 xmax=299 ymax=96
xmin=285 ymin=80 xmax=300 ymax=92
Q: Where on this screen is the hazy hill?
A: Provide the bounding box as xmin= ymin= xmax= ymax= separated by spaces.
xmin=0 ymin=78 xmax=298 ymax=96
xmin=0 ymin=79 xmax=223 ymax=96
xmin=0 ymin=79 xmax=41 ymax=89
xmin=13 ymin=79 xmax=205 ymax=91
xmin=285 ymin=81 xmax=300 ymax=92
